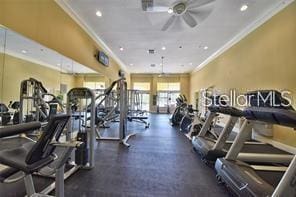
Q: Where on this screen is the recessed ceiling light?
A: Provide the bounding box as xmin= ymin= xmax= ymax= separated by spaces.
xmin=240 ymin=4 xmax=248 ymax=11
xmin=161 ymin=46 xmax=166 ymax=50
xmin=21 ymin=50 xmax=27 ymax=54
xmin=57 ymin=63 xmax=61 ymax=66
xmin=119 ymin=47 xmax=124 ymax=51
xmin=130 ymin=63 xmax=133 ymax=66
xmin=160 ymin=63 xmax=163 ymax=66
xmin=203 ymin=46 xmax=209 ymax=50
xmin=189 ymin=63 xmax=193 ymax=66
xmin=96 ymin=10 xmax=102 ymax=17
xmin=168 ymin=8 xmax=173 ymax=14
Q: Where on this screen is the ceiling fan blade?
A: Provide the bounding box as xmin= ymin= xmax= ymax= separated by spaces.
xmin=187 ymin=0 xmax=215 ymax=10
xmin=145 ymin=6 xmax=170 ymax=12
xmin=161 ymin=15 xmax=176 ymax=31
xmin=187 ymin=6 xmax=214 ymax=23
xmin=182 ymin=12 xmax=197 ymax=27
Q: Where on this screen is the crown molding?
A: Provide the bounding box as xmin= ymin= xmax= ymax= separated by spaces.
xmin=55 ymin=0 xmax=129 ymax=74
xmin=192 ymin=0 xmax=294 ymax=73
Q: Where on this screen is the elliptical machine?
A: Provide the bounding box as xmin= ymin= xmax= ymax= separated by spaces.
xmin=170 ymin=95 xmax=188 ymax=126
xmin=179 ymin=104 xmax=196 ymax=133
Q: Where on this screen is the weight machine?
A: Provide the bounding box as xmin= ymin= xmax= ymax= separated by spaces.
xmin=23 ymin=87 xmax=96 ymax=196
xmin=128 ymin=89 xmax=150 ymax=128
xmin=66 ymin=87 xmax=96 ymax=169
xmin=96 ymin=72 xmax=135 ymax=147
xmin=19 ymin=78 xmax=64 ymax=123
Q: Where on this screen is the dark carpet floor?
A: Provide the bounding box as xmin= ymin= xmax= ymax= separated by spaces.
xmin=0 ymin=114 xmax=230 ymax=197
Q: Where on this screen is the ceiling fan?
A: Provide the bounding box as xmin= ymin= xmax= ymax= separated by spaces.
xmin=142 ymin=0 xmax=215 ymax=31
xmin=158 ymin=56 xmax=167 ymax=77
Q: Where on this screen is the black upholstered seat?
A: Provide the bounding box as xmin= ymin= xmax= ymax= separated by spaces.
xmin=0 ymin=142 xmax=54 ymax=173
xmin=0 ymin=114 xmax=70 ymax=175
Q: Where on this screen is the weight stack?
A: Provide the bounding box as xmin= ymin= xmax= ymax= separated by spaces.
xmin=75 ymin=132 xmax=89 ymax=166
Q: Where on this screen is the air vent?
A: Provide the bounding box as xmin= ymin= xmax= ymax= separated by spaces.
xmin=142 ymin=0 xmax=153 ymax=11
xmin=150 ymin=64 xmax=156 ymax=67
xmin=148 ymin=49 xmax=155 ymax=54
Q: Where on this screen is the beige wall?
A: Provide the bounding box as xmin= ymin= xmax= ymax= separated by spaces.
xmin=0 ymin=0 xmax=128 ymax=82
xmin=0 ymin=53 xmax=76 ymax=104
xmin=190 ymin=2 xmax=296 ymax=146
xmin=131 ymin=74 xmax=190 ymax=111
xmin=74 ymin=75 xmax=111 ymax=87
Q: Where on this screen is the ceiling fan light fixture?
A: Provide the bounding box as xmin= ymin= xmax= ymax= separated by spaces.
xmin=161 ymin=46 xmax=166 ymax=50
xmin=168 ymin=8 xmax=173 ymax=14
xmin=96 ymin=10 xmax=102 ymax=17
xmin=174 ymin=2 xmax=186 ymax=15
xmin=240 ymin=4 xmax=248 ymax=12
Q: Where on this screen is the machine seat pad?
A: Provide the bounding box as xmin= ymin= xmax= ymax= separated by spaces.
xmin=128 ymin=116 xmax=148 ymax=120
xmin=208 ymin=106 xmax=243 ymax=117
xmin=0 ymin=142 xmax=54 ymax=174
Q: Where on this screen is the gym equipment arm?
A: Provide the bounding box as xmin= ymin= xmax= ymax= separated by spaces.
xmin=0 ymin=122 xmax=41 ymax=138
xmin=104 ymin=79 xmax=121 ymax=95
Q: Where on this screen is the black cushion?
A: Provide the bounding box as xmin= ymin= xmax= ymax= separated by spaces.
xmin=128 ymin=116 xmax=148 ymax=120
xmin=0 ymin=114 xmax=69 ymax=174
xmin=0 ymin=142 xmax=54 ymax=173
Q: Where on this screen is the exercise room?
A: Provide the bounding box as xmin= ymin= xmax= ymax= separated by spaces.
xmin=0 ymin=0 xmax=295 ymax=196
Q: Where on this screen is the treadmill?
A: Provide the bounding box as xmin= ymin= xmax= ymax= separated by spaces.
xmin=192 ymin=91 xmax=293 ymax=164
xmin=215 ymin=106 xmax=296 ymax=196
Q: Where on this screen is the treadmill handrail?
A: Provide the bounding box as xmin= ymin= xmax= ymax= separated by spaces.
xmin=208 ymin=106 xmax=243 ymax=117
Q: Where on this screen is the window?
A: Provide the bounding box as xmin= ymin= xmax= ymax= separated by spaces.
xmin=133 ymin=82 xmax=150 ymax=111
xmin=133 ymin=82 xmax=150 ymax=91
xmin=169 ymin=92 xmax=180 ymax=105
xmin=157 ymin=82 xmax=180 ymax=91
xmin=83 ymin=82 xmax=105 ymax=89
xmin=157 ymin=91 xmax=168 ymax=107
xmin=157 ymin=83 xmax=181 ymax=107
xmin=140 ymin=92 xmax=150 ymax=111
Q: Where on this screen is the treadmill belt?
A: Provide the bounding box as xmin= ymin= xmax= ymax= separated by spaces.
xmin=256 ymin=170 xmax=284 ymax=188
xmin=241 ymin=143 xmax=291 ymax=155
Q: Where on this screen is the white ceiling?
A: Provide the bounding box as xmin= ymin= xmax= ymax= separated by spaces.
xmin=59 ymin=0 xmax=291 ymax=74
xmin=0 ymin=27 xmax=97 ymax=74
